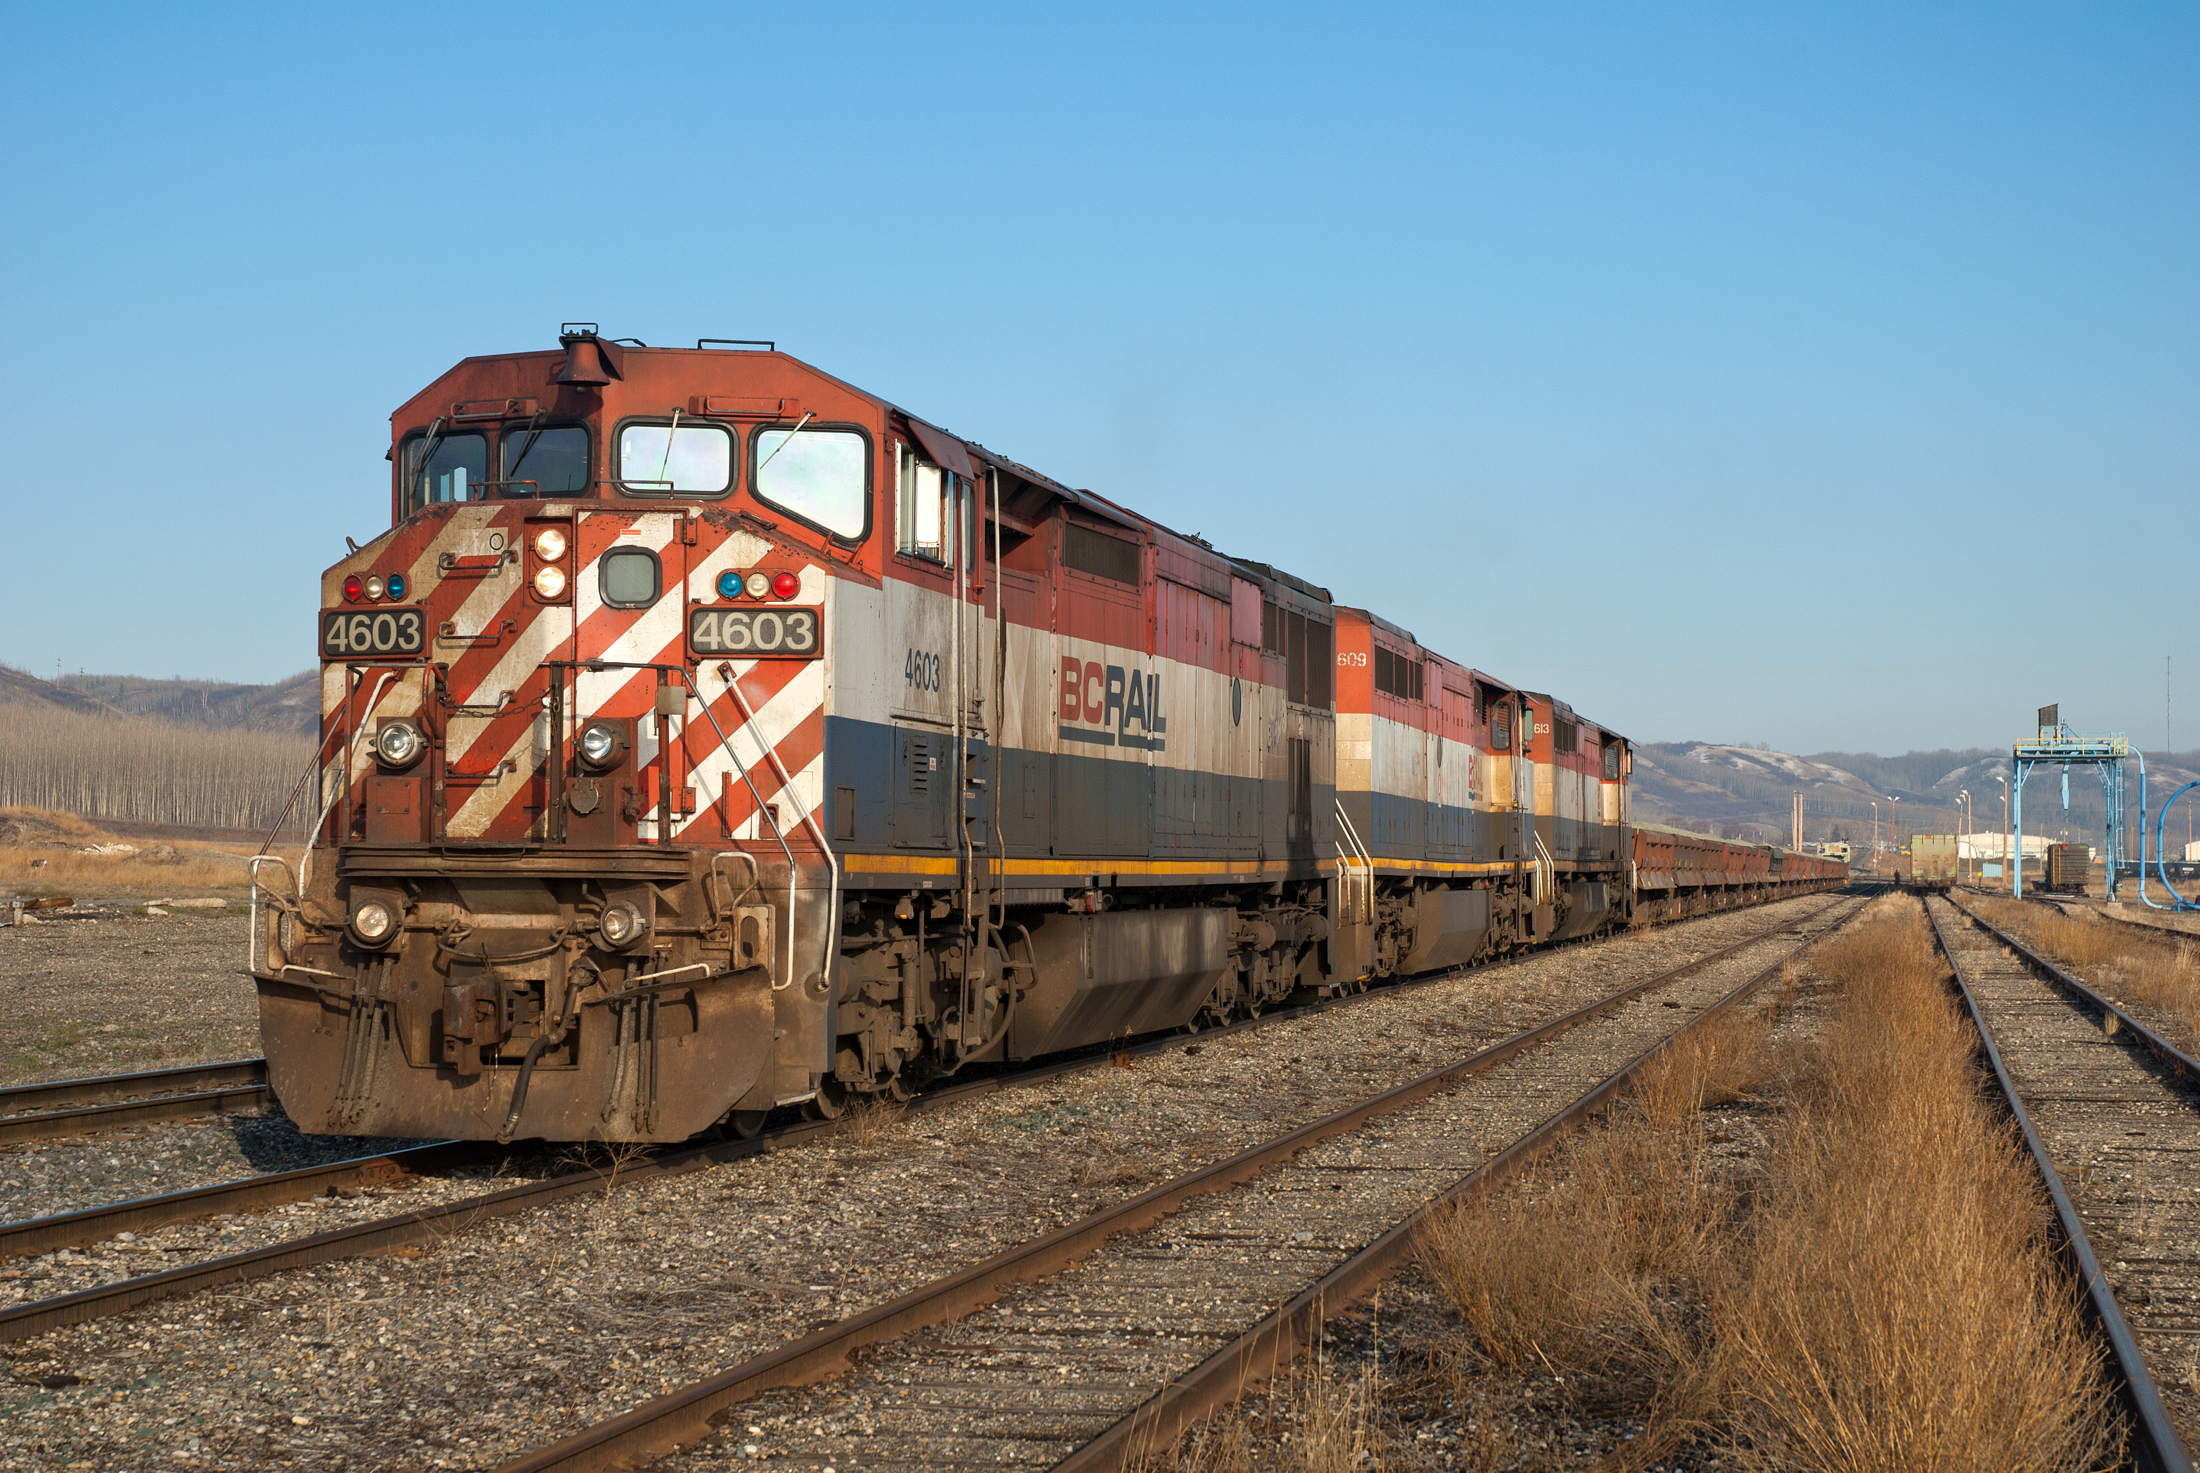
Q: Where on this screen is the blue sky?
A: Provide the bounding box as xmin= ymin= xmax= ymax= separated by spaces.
xmin=2 ymin=3 xmax=2192 ymax=754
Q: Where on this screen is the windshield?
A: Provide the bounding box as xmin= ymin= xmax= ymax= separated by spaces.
xmin=501 ymin=425 xmax=589 ymax=496
xmin=401 ymin=432 xmax=488 ymax=516
xmin=617 ymin=422 xmax=731 ymax=495
xmin=755 ymin=426 xmax=867 ymax=539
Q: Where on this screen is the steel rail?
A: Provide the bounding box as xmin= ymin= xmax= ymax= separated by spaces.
xmin=2041 ymin=893 xmax=2200 ymax=951
xmin=1950 ymin=893 xmax=2200 ymax=1086
xmin=485 ymin=890 xmax=1867 ymax=1473
xmin=1052 ymin=891 xmax=1872 ymax=1473
xmin=0 ymin=886 xmax=1846 ymax=1345
xmin=1926 ymin=900 xmax=2195 ymax=1473
xmin=0 ymin=1084 xmax=274 ymax=1148
xmin=0 ymin=1058 xmax=266 ymax=1117
xmin=0 ymin=1141 xmax=482 ymax=1263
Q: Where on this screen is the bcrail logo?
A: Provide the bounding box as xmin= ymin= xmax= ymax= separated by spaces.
xmin=1058 ymin=657 xmax=1167 ymax=752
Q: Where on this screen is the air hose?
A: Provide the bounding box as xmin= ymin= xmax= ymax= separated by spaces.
xmin=498 ymin=956 xmax=599 ymax=1142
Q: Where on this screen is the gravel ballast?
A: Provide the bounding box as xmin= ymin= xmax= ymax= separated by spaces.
xmin=0 ymin=893 xmax=1848 ymax=1471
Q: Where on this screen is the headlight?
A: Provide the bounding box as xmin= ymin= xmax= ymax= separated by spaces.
xmin=363 ymin=574 xmax=386 ymax=600
xmin=577 ymin=721 xmax=621 ymax=771
xmin=744 ymin=571 xmax=771 ymax=599
xmin=349 ymin=900 xmax=396 ymax=946
xmin=533 ymin=564 xmax=568 ymax=599
xmin=374 ymin=719 xmax=425 ymax=769
xmin=534 ymin=527 xmax=567 ymax=561
xmin=599 ymin=903 xmax=645 ymax=948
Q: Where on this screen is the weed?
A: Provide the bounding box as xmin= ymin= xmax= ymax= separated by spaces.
xmin=841 ymin=1097 xmax=906 ymax=1150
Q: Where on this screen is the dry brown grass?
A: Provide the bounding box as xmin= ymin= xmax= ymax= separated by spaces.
xmin=1720 ymin=902 xmax=2121 ymax=1473
xmin=0 ymin=806 xmax=254 ymax=897
xmin=1973 ymin=896 xmax=2200 ymax=1047
xmin=1412 ymin=897 xmax=2120 ymax=1472
xmin=841 ymin=1096 xmax=907 ymax=1149
xmin=1124 ymin=1351 xmax=1388 ymax=1473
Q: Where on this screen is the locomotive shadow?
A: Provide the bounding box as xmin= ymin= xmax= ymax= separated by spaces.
xmin=218 ymin=1103 xmax=436 ymax=1174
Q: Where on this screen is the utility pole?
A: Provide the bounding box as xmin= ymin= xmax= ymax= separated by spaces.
xmin=2000 ymin=774 xmax=2010 ymax=886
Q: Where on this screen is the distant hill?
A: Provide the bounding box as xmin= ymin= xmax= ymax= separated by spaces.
xmin=1635 ymin=740 xmax=2200 ymax=849
xmin=57 ymin=670 xmax=319 ymax=737
xmin=0 ymin=663 xmax=128 ymax=719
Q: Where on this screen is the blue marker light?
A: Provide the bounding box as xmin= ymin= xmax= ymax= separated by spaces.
xmin=386 ymin=572 xmax=407 ymax=601
xmin=716 ymin=570 xmax=742 ymax=599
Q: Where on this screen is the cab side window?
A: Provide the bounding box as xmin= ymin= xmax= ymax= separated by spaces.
xmin=897 ymin=444 xmax=962 ymax=564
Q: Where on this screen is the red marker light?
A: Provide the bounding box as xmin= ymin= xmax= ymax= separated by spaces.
xmin=343 ymin=574 xmax=364 ymax=602
xmin=771 ymin=571 xmax=799 ymax=600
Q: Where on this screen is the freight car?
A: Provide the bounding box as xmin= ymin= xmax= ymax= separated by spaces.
xmin=1905 ymin=833 xmax=1958 ymax=893
xmin=250 ymin=330 xmax=1848 ymax=1143
xmin=2045 ymin=842 xmax=2091 ymax=895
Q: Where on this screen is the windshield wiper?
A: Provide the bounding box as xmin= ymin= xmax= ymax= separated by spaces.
xmin=504 ymin=413 xmax=547 ymax=495
xmin=411 ymin=416 xmax=447 ymax=510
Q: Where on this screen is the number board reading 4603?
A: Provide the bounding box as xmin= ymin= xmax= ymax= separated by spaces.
xmin=321 ymin=607 xmax=427 ymax=659
xmin=689 ymin=606 xmax=821 ymax=659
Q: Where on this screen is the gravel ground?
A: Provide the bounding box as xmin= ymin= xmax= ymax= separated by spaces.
xmin=0 ymin=1114 xmax=434 ymax=1239
xmin=1978 ymin=896 xmax=2200 ymax=1052
xmin=1933 ymin=895 xmax=2200 ymax=1452
xmin=0 ymin=907 xmax=451 ymax=1258
xmin=1110 ymin=915 xmax=1856 ymax=1473
xmin=0 ymin=893 xmax=1845 ymax=1472
xmin=0 ymin=1145 xmax=580 ymax=1313
xmin=0 ymin=914 xmax=258 ymax=1088
xmin=656 ymin=901 xmax=1857 ymax=1470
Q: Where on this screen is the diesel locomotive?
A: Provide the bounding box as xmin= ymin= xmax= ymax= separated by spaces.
xmin=249 ymin=329 xmax=1846 ymax=1143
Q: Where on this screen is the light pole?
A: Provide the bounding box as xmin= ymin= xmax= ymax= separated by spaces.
xmin=1997 ymin=774 xmax=2009 ymax=887
xmin=1872 ymin=802 xmax=1879 ymax=868
xmin=1959 ymin=789 xmax=1971 ymax=883
xmin=1891 ymin=795 xmax=1901 ymax=874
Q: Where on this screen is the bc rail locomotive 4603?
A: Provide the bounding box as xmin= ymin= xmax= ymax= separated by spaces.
xmin=250 ymin=329 xmax=1847 ymax=1143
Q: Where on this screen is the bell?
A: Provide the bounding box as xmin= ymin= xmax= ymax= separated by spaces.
xmin=555 ymin=330 xmax=624 ymax=387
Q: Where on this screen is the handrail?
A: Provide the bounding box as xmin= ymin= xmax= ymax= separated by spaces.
xmin=247 ymin=855 xmax=297 ymax=975
xmin=691 ymin=676 xmax=801 ymax=992
xmin=1331 ymin=801 xmax=1374 ymax=926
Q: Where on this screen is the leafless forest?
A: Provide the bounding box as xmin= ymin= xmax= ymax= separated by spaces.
xmin=0 ymin=701 xmax=314 ymax=831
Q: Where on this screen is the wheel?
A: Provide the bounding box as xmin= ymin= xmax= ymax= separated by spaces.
xmin=725 ymin=1109 xmax=769 ymax=1139
xmin=802 ymin=1077 xmax=849 ymax=1121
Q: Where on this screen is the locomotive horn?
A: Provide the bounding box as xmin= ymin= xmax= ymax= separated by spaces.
xmin=555 ymin=330 xmax=624 ymax=386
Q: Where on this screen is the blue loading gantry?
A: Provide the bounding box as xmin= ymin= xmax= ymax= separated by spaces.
xmin=2012 ymin=706 xmax=2129 ymax=899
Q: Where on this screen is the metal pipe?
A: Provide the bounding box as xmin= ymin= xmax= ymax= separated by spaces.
xmin=2154 ymin=781 xmax=2200 ymax=910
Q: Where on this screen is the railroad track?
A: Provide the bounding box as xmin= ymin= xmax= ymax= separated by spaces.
xmin=0 ymin=889 xmax=1845 ymax=1351
xmin=1928 ymin=894 xmax=2200 ymax=1472
xmin=0 ymin=1058 xmax=271 ymax=1147
xmin=2040 ymin=893 xmax=2200 ymax=949
xmin=485 ymin=890 xmax=1870 ymax=1473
